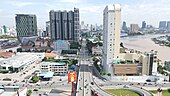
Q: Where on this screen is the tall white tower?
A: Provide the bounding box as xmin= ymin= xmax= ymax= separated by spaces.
xmin=103 ymin=4 xmax=121 ymax=75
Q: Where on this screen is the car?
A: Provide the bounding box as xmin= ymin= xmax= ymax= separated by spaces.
xmin=146 ymin=79 xmax=151 ymax=82
xmin=91 ymin=82 xmax=94 ymax=85
xmin=103 ymin=79 xmax=107 ymax=82
xmin=43 ymin=92 xmax=49 ymax=95
xmin=79 ymin=87 xmax=82 ymax=90
xmin=36 ymin=84 xmax=40 ymax=86
xmin=33 ymin=89 xmax=38 ymax=91
xmin=129 ymin=83 xmax=134 ymax=85
xmin=123 ymin=85 xmax=129 ymax=88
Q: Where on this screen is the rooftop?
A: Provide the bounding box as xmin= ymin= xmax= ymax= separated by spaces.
xmin=41 ymin=62 xmax=67 ymax=66
xmin=45 ymin=53 xmax=57 ymax=58
xmin=0 ymin=54 xmax=39 ymax=68
xmin=0 ymin=52 xmax=15 ymax=58
xmin=38 ymin=72 xmax=54 ymax=78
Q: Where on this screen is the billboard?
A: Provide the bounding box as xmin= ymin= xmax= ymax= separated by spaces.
xmin=68 ymin=72 xmax=76 ymax=83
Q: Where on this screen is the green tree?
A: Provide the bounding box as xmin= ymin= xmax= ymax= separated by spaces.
xmin=43 ymin=57 xmax=47 ymax=61
xmin=53 ymin=73 xmax=57 ymax=76
xmin=27 ymin=90 xmax=32 ymax=96
xmin=31 ymin=75 xmax=39 ymax=83
xmin=157 ymin=65 xmax=165 ymax=74
xmin=107 ymin=73 xmax=111 ymax=77
xmin=97 ymin=42 xmax=103 ymax=46
xmin=103 ymin=72 xmax=106 ymax=75
xmin=72 ymin=59 xmax=78 ymax=64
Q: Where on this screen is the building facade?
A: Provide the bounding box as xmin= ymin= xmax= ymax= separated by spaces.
xmin=40 ymin=62 xmax=68 ymax=75
xmin=159 ymin=21 xmax=167 ymax=30
xmin=167 ymin=21 xmax=170 ymax=32
xmin=130 ymin=24 xmax=139 ymax=33
xmin=142 ymin=21 xmax=146 ymax=29
xmin=49 ymin=8 xmax=80 ymax=41
xmin=122 ymin=21 xmax=127 ymax=31
xmin=103 ymin=4 xmax=121 ymax=75
xmin=46 ymin=21 xmax=50 ymax=37
xmin=54 ymin=40 xmax=70 ymax=51
xmin=15 ymin=14 xmax=37 ymax=41
xmin=0 ymin=53 xmax=43 ymax=73
xmin=117 ymin=50 xmax=158 ymax=76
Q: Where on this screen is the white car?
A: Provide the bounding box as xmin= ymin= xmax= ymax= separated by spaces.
xmin=43 ymin=92 xmax=49 ymax=95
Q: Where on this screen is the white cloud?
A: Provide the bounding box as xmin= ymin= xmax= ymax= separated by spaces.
xmin=121 ymin=0 xmax=170 ymax=27
xmin=80 ymin=5 xmax=103 ymax=13
xmin=7 ymin=1 xmax=34 ymax=8
xmin=58 ymin=0 xmax=80 ymax=4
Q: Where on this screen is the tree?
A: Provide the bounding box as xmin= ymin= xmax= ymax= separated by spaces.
xmin=157 ymin=65 xmax=165 ymax=74
xmin=31 ymin=75 xmax=39 ymax=83
xmin=107 ymin=73 xmax=111 ymax=77
xmin=53 ymin=73 xmax=57 ymax=76
xmin=103 ymin=72 xmax=106 ymax=75
xmin=42 ymin=57 xmax=47 ymax=61
xmin=97 ymin=42 xmax=103 ymax=46
xmin=72 ymin=59 xmax=78 ymax=64
xmin=27 ymin=90 xmax=32 ymax=96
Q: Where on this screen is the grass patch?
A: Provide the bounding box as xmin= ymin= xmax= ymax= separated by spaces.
xmin=105 ymin=89 xmax=140 ymax=96
xmin=149 ymin=90 xmax=170 ymax=96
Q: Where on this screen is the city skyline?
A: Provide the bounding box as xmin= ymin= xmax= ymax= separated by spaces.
xmin=0 ymin=0 xmax=170 ymax=28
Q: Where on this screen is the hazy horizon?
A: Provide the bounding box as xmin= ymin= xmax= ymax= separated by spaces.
xmin=0 ymin=0 xmax=170 ymax=28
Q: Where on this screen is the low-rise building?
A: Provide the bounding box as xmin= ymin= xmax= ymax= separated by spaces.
xmin=0 ymin=53 xmax=44 ymax=72
xmin=112 ymin=50 xmax=158 ymax=76
xmin=0 ymin=86 xmax=27 ymax=96
xmin=35 ymin=39 xmax=50 ymax=47
xmin=40 ymin=62 xmax=68 ymax=75
xmin=54 ymin=40 xmax=70 ymax=51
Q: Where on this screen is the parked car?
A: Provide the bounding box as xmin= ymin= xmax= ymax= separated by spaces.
xmin=33 ymin=89 xmax=38 ymax=91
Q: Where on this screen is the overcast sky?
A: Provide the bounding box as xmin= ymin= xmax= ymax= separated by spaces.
xmin=0 ymin=0 xmax=170 ymax=28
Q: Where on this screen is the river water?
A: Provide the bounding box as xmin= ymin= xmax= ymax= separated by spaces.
xmin=121 ymin=33 xmax=170 ymax=62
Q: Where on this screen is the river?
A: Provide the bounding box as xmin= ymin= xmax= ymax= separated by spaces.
xmin=121 ymin=33 xmax=170 ymax=62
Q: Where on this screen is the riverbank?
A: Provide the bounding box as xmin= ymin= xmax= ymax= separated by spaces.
xmin=121 ymin=33 xmax=170 ymax=62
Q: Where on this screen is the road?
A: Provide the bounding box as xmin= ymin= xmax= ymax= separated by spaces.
xmin=76 ymin=38 xmax=91 ymax=96
xmin=76 ymin=39 xmax=112 ymax=96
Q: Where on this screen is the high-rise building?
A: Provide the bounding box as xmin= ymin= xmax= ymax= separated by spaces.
xmin=15 ymin=14 xmax=37 ymax=41
xmin=103 ymin=4 xmax=121 ymax=74
xmin=159 ymin=21 xmax=167 ymax=30
xmin=2 ymin=25 xmax=7 ymax=33
xmin=46 ymin=21 xmax=50 ymax=37
xmin=130 ymin=24 xmax=139 ymax=33
xmin=49 ymin=8 xmax=80 ymax=41
xmin=167 ymin=21 xmax=170 ymax=31
xmin=142 ymin=53 xmax=158 ymax=75
xmin=122 ymin=21 xmax=127 ymax=31
xmin=141 ymin=21 xmax=146 ymax=29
